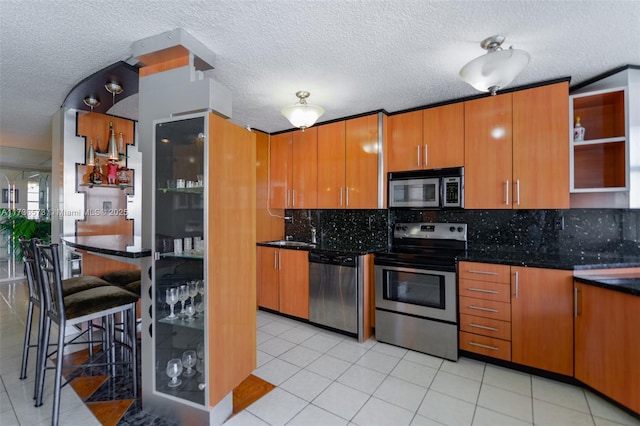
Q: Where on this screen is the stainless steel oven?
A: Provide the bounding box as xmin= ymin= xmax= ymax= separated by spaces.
xmin=374 ymin=222 xmax=467 ymax=361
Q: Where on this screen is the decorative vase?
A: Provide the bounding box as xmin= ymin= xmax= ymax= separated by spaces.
xmin=573 ymin=116 xmax=585 ymax=141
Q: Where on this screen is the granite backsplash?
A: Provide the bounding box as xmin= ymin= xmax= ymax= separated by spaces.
xmin=284 ymin=208 xmax=640 ymax=257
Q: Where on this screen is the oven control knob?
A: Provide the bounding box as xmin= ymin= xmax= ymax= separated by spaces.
xmin=457 ymin=226 xmax=464 ymax=232
xmin=449 ymin=226 xmax=455 ymax=232
xmin=402 ymin=226 xmax=408 ymax=231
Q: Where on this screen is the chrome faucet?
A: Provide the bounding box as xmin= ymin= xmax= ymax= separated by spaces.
xmin=310 ymin=227 xmax=317 ymax=244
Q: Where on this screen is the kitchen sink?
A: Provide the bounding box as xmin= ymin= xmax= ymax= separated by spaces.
xmin=265 ymin=240 xmax=316 ymax=248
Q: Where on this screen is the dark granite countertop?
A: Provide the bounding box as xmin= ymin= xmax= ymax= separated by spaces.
xmin=62 ymin=235 xmax=152 ymax=258
xmin=573 ymin=273 xmax=640 ymax=296
xmin=256 ymin=240 xmax=380 ymax=256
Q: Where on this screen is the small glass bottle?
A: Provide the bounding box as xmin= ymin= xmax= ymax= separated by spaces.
xmin=573 ymin=116 xmax=585 ymax=141
xmin=118 ymin=132 xmax=125 ymax=154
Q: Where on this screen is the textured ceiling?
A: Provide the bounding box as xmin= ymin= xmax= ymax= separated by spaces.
xmin=1 ymin=0 xmax=639 ymax=168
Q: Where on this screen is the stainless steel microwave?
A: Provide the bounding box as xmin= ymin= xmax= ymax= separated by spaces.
xmin=388 ymin=167 xmax=464 ymax=208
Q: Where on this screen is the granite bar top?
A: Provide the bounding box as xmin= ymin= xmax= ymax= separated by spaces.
xmin=573 ymin=272 xmax=640 ymax=296
xmin=62 ymin=235 xmax=152 ymax=258
xmin=256 ymin=240 xmax=381 ymax=256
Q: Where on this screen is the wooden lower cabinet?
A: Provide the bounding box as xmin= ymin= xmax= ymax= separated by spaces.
xmin=256 ymin=246 xmax=309 ymax=320
xmin=575 ymin=283 xmax=640 ymax=414
xmin=511 ymin=267 xmax=574 ymax=376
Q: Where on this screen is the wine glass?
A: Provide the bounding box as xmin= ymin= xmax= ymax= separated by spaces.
xmin=197 ymin=279 xmax=205 ymax=301
xmin=196 ymin=342 xmax=204 ymax=360
xmin=178 ymin=285 xmax=189 ymax=316
xmin=165 ymin=288 xmax=178 ymax=320
xmin=195 ymin=301 xmax=204 ymax=318
xmin=196 ymin=358 xmax=205 ymax=384
xmin=166 ymin=358 xmax=183 ymax=388
xmin=182 ymin=350 xmax=197 ymax=378
xmin=184 ymin=303 xmax=195 ymax=322
xmin=188 ymin=281 xmax=198 ymax=306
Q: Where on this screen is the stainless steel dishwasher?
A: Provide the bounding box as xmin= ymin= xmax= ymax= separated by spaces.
xmin=308 ymin=252 xmax=364 ymax=342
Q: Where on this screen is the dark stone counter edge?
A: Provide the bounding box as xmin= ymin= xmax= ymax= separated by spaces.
xmin=63 ymin=239 xmax=152 ymax=259
xmin=573 ymin=276 xmax=640 ymax=297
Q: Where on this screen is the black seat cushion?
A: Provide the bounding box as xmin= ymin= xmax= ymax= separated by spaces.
xmin=62 ymin=276 xmax=111 ymax=297
xmin=123 ymin=280 xmax=141 ymax=296
xmin=64 ymin=286 xmax=140 ymax=320
xmin=101 ymin=270 xmax=142 ymax=286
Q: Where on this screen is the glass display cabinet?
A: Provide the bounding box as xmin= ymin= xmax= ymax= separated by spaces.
xmin=145 ymin=112 xmax=256 ymax=424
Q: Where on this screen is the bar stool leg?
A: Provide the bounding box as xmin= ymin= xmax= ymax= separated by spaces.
xmin=51 ymin=323 xmax=66 ymax=426
xmin=35 ymin=314 xmax=51 ymax=407
xmin=19 ymin=300 xmax=35 ymax=380
xmin=129 ymin=306 xmax=138 ymax=396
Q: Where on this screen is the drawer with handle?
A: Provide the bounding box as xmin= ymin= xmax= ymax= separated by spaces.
xmin=459 ymin=313 xmax=511 ymax=340
xmin=459 ymin=331 xmax=511 ymax=361
xmin=459 ymin=261 xmax=510 ymax=284
xmin=459 ymin=279 xmax=511 ymax=303
xmin=459 ymin=296 xmax=511 ymax=322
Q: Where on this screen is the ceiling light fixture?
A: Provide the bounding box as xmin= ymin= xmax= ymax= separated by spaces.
xmin=105 ymin=82 xmax=123 ymax=161
xmin=83 ymin=96 xmax=100 ymax=166
xmin=281 ymin=91 xmax=325 ymax=131
xmin=459 ymin=35 xmax=530 ymax=96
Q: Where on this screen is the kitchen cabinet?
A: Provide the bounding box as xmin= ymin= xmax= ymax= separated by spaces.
xmin=458 ymin=261 xmax=573 ymax=375
xmin=257 ymin=246 xmax=309 ymax=319
xmin=464 ymin=82 xmax=569 ymax=209
xmin=511 ymin=267 xmax=573 ymax=376
xmin=317 ymin=115 xmax=380 ymax=208
xmin=388 ymin=104 xmax=464 ymax=172
xmin=149 ymin=113 xmax=256 ymax=413
xmin=268 ymin=129 xmax=318 ymax=209
xmin=575 ymin=283 xmax=640 ymax=414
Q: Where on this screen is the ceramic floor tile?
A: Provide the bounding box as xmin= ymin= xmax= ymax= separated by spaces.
xmin=355 ymin=350 xmax=401 ymax=375
xmin=370 ymin=342 xmax=409 ymax=358
xmin=288 ymin=403 xmax=349 ymax=426
xmin=336 ymin=364 xmax=386 ymax=395
xmin=373 ymin=375 xmax=428 ymax=412
xmin=306 ymin=354 xmax=352 ymax=380
xmin=325 ymin=341 xmax=369 ymax=363
xmin=410 ymin=413 xmax=448 ymax=426
xmin=402 ymin=350 xmax=444 ymax=370
xmin=256 ymin=349 xmax=274 ymax=367
xmin=430 ymin=370 xmax=481 ymax=404
xmin=531 ymin=376 xmax=589 ymax=414
xmin=300 ymin=333 xmax=343 ymax=353
xmin=471 ymin=406 xmax=532 ymax=426
xmin=0 ymin=408 xmax=19 ymax=426
xmin=256 ymin=329 xmax=275 ymax=345
xmin=585 ymin=392 xmax=640 ymax=425
xmin=390 ymin=359 xmax=438 ymax=388
xmin=352 ymin=396 xmax=414 ymax=426
xmin=245 ymin=387 xmax=307 ymax=426
xmin=477 ymin=383 xmax=533 ymax=423
xmin=533 ymin=398 xmax=595 ymax=426
xmin=482 ymin=364 xmax=532 ymax=397
xmin=223 ymin=409 xmax=270 ymax=425
xmin=278 ymin=345 xmax=322 ymax=368
xmin=342 ymin=336 xmax=377 ymax=350
xmin=258 ymin=336 xmax=297 ymax=357
xmin=252 ymin=357 xmax=301 ymax=386
xmin=417 ymin=390 xmax=476 ymax=426
xmin=439 ymin=357 xmax=485 ymax=382
xmin=593 ymin=416 xmax=639 ymax=426
xmin=259 ymin=319 xmax=295 ymax=336
xmin=279 ymin=369 xmax=332 ymax=402
xmin=312 ymin=382 xmax=370 ymax=421
xmin=278 ymin=326 xmax=317 ymax=344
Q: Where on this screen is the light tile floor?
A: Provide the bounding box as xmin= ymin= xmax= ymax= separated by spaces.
xmin=226 ymin=310 xmax=640 ymax=426
xmin=2 ymin=278 xmax=639 ymax=426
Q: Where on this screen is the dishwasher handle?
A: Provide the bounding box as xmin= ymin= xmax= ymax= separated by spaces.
xmin=309 ymin=251 xmax=358 ymax=267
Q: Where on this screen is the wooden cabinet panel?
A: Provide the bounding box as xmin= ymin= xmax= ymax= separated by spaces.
xmin=345 ymin=114 xmax=379 ymax=208
xmin=464 ymin=94 xmax=513 ymax=209
xmin=460 ymin=331 xmax=511 ymax=361
xmin=460 ymin=314 xmax=511 ymax=341
xmin=513 ymin=83 xmax=570 ymax=209
xmin=423 ymin=103 xmax=464 ymax=169
xmin=257 ymin=247 xmax=279 ymax=311
xmin=511 ymin=267 xmax=573 ymax=376
xmin=575 ymin=283 xmax=640 ymax=414
xmin=459 ymin=279 xmax=511 ymax=303
xmin=268 ymin=133 xmax=292 ymax=209
xmin=388 ymin=110 xmax=422 ymax=172
xmin=317 ymin=121 xmax=346 ymax=208
xmin=459 ymin=296 xmax=511 ymax=322
xmin=279 ymin=249 xmax=309 ymax=319
xmin=459 ymin=261 xmax=511 ymax=284
xmin=292 ymin=128 xmax=318 ymax=209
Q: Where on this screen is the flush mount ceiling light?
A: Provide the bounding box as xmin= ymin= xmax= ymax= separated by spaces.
xmin=281 ymin=91 xmax=325 ymax=131
xmin=459 ymin=35 xmax=530 ymax=96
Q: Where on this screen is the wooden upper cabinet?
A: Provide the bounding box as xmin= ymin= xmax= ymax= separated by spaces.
xmin=423 ymin=103 xmax=464 ymax=169
xmin=388 ymin=110 xmax=422 ymax=172
xmin=268 ymin=132 xmax=292 ymax=209
xmin=345 ymin=114 xmax=379 ymax=208
xmin=511 ymin=267 xmax=574 ymax=376
xmin=291 ymin=128 xmax=318 ymax=209
xmin=513 ymin=82 xmax=569 ymax=209
xmin=317 ymin=121 xmax=346 ymax=208
xmin=464 ymin=93 xmax=513 ymax=209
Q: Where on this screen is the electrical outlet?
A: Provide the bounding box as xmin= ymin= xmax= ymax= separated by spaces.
xmin=554 ymin=216 xmax=565 ymax=230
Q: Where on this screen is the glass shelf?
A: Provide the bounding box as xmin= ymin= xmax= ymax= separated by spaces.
xmin=159 ymin=252 xmax=204 ymax=259
xmin=95 ymin=151 xmax=129 ymax=159
xmin=158 ymin=187 xmax=204 ymax=194
xmin=80 ymin=183 xmax=132 ymax=189
xmin=158 ymin=314 xmax=205 ymax=330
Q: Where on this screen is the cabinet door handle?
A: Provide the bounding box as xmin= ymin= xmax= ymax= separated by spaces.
xmin=468 ymin=305 xmax=498 ymax=313
xmin=346 ymin=187 xmax=350 ymax=206
xmin=278 ymin=251 xmax=282 ymax=270
xmin=514 ymin=271 xmax=519 ymax=299
xmin=469 ymin=323 xmax=499 ymax=332
xmin=340 ymin=187 xmax=344 ymax=206
xmin=468 ymin=341 xmax=499 ymax=351
xmin=467 ymin=269 xmax=499 ymax=276
xmin=505 ymin=180 xmax=510 ymax=205
xmin=424 ymin=144 xmax=428 ymax=166
xmin=515 ymin=179 xmax=521 ymax=206
xmin=291 ymin=189 xmax=295 ymax=207
xmin=467 ymin=287 xmax=499 ymax=294
xmin=417 ymin=145 xmax=421 ymax=166
xmin=574 ymin=287 xmax=580 ymax=317
xmin=273 ymin=252 xmax=278 ymax=269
